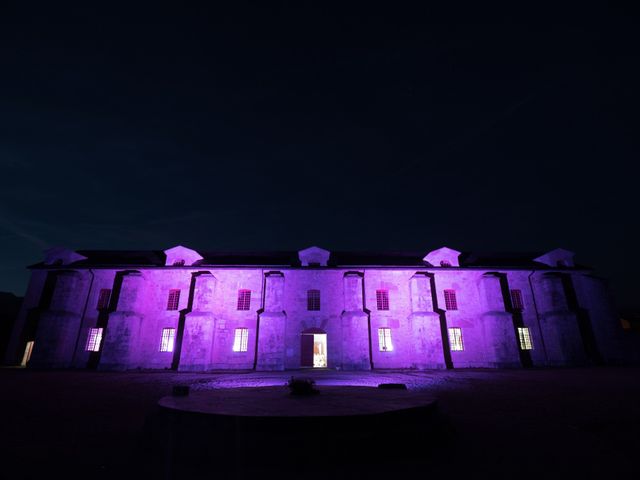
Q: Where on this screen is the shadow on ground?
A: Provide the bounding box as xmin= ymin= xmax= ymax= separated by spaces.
xmin=1 ymin=368 xmax=639 ymax=479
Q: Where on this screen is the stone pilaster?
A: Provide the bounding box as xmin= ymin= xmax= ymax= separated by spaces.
xmin=180 ymin=273 xmax=217 ymax=371
xmin=341 ymin=272 xmax=371 ymax=370
xmin=410 ymin=273 xmax=446 ymax=369
xmin=257 ymin=272 xmax=286 ymax=370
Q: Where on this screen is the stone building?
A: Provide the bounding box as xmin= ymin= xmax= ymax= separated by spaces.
xmin=4 ymin=245 xmax=627 ymax=371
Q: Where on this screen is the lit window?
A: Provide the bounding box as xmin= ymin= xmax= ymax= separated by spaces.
xmin=307 ymin=289 xmax=320 ymax=311
xmin=376 ymin=290 xmax=389 ymax=310
xmin=167 ymin=289 xmax=181 ymax=311
xmin=518 ymin=327 xmax=534 ymax=350
xmin=96 ymin=288 xmax=111 ymax=310
xmin=440 ymin=260 xmax=451 ymax=267
xmin=159 ymin=328 xmax=176 ymax=352
xmin=237 ymin=289 xmax=251 ymax=310
xmin=444 ymin=289 xmax=458 ymax=310
xmin=86 ymin=328 xmax=103 ymax=352
xmin=232 ymin=328 xmax=249 ymax=352
xmin=511 ymin=289 xmax=524 ymax=311
xmin=173 ymin=259 xmax=185 ymax=266
xmin=378 ymin=327 xmax=393 ymax=352
xmin=448 ymin=327 xmax=464 ymax=351
xmin=21 ymin=341 xmax=34 ymax=367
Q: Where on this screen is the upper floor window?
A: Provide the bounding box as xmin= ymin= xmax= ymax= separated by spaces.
xmin=96 ymin=289 xmax=111 ymax=310
xmin=448 ymin=327 xmax=464 ymax=351
xmin=159 ymin=328 xmax=176 ymax=352
xmin=440 ymin=260 xmax=451 ymax=267
xmin=173 ymin=259 xmax=185 ymax=266
xmin=237 ymin=289 xmax=251 ymax=310
xmin=518 ymin=327 xmax=534 ymax=350
xmin=86 ymin=328 xmax=103 ymax=352
xmin=232 ymin=328 xmax=249 ymax=352
xmin=376 ymin=290 xmax=390 ymax=310
xmin=510 ymin=289 xmax=524 ymax=311
xmin=167 ymin=289 xmax=181 ymax=311
xmin=444 ymin=289 xmax=458 ymax=310
xmin=378 ymin=327 xmax=394 ymax=352
xmin=307 ymin=289 xmax=320 ymax=311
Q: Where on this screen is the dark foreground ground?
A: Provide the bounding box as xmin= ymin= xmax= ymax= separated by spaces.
xmin=1 ymin=367 xmax=639 ymax=479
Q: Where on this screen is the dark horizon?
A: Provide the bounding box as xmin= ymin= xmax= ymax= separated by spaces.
xmin=1 ymin=4 xmax=638 ymax=309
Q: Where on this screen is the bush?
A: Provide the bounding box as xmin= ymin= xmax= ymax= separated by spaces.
xmin=286 ymin=376 xmax=319 ymax=396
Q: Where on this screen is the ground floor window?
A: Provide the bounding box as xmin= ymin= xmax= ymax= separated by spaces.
xmin=448 ymin=327 xmax=464 ymax=351
xmin=232 ymin=328 xmax=249 ymax=352
xmin=518 ymin=327 xmax=534 ymax=350
xmin=86 ymin=328 xmax=103 ymax=352
xmin=378 ymin=327 xmax=394 ymax=352
xmin=159 ymin=328 xmax=176 ymax=352
xmin=21 ymin=341 xmax=34 ymax=366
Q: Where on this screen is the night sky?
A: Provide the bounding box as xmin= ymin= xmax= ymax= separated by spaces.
xmin=1 ymin=4 xmax=637 ymax=309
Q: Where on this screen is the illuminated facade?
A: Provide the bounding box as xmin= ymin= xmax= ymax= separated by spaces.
xmin=4 ymin=245 xmax=628 ymax=370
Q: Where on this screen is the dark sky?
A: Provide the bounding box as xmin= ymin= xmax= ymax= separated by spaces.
xmin=0 ymin=3 xmax=638 ymax=309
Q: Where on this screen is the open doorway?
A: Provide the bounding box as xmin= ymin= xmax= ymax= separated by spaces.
xmin=301 ymin=328 xmax=327 ymax=368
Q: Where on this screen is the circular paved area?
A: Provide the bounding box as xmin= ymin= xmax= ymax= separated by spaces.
xmin=159 ymin=385 xmax=436 ymax=416
xmin=190 ymin=369 xmax=448 ymax=390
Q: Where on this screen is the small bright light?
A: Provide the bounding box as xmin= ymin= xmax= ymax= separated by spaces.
xmin=518 ymin=327 xmax=533 ymax=350
xmin=233 ymin=328 xmax=249 ymax=352
xmin=313 ymin=334 xmax=327 ymax=367
xmin=160 ymin=328 xmax=176 ymax=352
xmin=378 ymin=328 xmax=393 ymax=352
xmin=448 ymin=327 xmax=464 ymax=351
xmin=86 ymin=328 xmax=103 ymax=352
xmin=21 ymin=341 xmax=34 ymax=366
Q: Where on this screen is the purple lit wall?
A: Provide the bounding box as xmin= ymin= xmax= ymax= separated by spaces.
xmin=4 ymin=246 xmax=633 ymax=371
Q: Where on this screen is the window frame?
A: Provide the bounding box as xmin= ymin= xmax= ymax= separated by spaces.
xmin=159 ymin=328 xmax=176 ymax=352
xmin=96 ymin=288 xmax=112 ymax=310
xmin=237 ymin=289 xmax=252 ymax=311
xmin=86 ymin=327 xmax=104 ymax=352
xmin=448 ymin=327 xmax=464 ymax=351
xmin=510 ymin=289 xmax=524 ymax=311
xmin=378 ymin=327 xmax=394 ymax=352
xmin=444 ymin=289 xmax=458 ymax=310
xmin=307 ymin=289 xmax=321 ymax=311
xmin=232 ymin=328 xmax=249 ymax=352
xmin=376 ymin=289 xmax=390 ymax=310
xmin=167 ymin=289 xmax=181 ymax=311
xmin=518 ymin=327 xmax=534 ymax=350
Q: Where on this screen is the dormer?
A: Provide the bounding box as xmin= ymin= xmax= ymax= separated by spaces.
xmin=43 ymin=247 xmax=87 ymax=266
xmin=163 ymin=245 xmax=203 ymax=267
xmin=423 ymin=246 xmax=461 ymax=267
xmin=298 ymin=246 xmax=330 ymax=267
xmin=533 ymin=248 xmax=575 ymax=268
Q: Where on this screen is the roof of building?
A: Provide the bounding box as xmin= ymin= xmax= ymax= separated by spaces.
xmin=29 ymin=248 xmax=586 ymax=270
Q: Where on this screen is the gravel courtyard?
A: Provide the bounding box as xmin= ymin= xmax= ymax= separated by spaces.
xmin=1 ymin=367 xmax=639 ymax=479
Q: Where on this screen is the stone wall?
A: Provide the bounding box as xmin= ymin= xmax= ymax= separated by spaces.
xmin=6 ymin=263 xmax=629 ymax=370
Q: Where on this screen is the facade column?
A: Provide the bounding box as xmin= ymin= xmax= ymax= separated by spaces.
xmin=409 ymin=273 xmax=446 ymax=369
xmin=256 ymin=271 xmax=286 ymax=370
xmin=340 ymin=272 xmax=371 ymax=370
xmin=533 ymin=273 xmax=587 ymax=366
xmin=29 ymin=270 xmax=88 ymax=368
xmin=478 ymin=273 xmax=521 ymax=368
xmin=179 ymin=273 xmax=217 ymax=371
xmin=99 ymin=271 xmax=144 ymax=370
